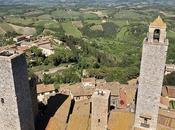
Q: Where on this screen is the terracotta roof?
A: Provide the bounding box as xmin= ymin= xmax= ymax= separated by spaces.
xmin=108 ymin=111 xmax=135 ymax=130
xmin=60 ymin=81 xmax=122 ymax=97
xmin=81 ymin=77 xmax=96 ymax=82
xmin=46 ymin=96 xmax=72 ymax=130
xmin=60 ymin=83 xmax=94 ymax=97
xmin=107 ymin=109 xmax=175 ymax=130
xmin=157 ymin=109 xmax=175 ymax=129
xmin=38 ymin=43 xmax=53 ymax=50
xmin=37 ymin=40 xmax=51 ymax=46
xmin=15 ymin=35 xmax=27 ymax=39
xmin=160 ymin=96 xmax=169 ymax=107
xmin=118 ymin=89 xmax=127 ymax=108
xmin=67 ymin=100 xmax=90 ymax=130
xmin=127 ymin=78 xmax=138 ymax=86
xmin=17 ymin=46 xmax=30 ymax=52
xmin=162 ymin=86 xmax=175 ymax=98
xmin=150 ymin=16 xmax=166 ymax=28
xmin=0 ymin=44 xmax=30 ymax=53
xmin=37 ymin=84 xmax=55 ymax=94
xmin=0 ymin=45 xmax=16 ymax=52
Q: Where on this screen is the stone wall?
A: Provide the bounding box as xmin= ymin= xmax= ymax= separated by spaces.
xmin=134 ymin=41 xmax=168 ymax=130
xmin=0 ymin=53 xmax=35 ymax=130
xmin=91 ymin=90 xmax=110 ymax=130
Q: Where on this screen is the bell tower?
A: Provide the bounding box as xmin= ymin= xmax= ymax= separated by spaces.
xmin=148 ymin=16 xmax=167 ymax=43
xmin=134 ymin=16 xmax=169 ymax=130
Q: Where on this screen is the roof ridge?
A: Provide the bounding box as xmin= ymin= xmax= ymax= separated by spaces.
xmin=150 ymin=16 xmax=166 ymax=27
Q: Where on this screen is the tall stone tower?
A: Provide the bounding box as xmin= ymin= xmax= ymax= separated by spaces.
xmin=0 ymin=50 xmax=35 ymax=130
xmin=134 ymin=16 xmax=169 ymax=130
xmin=91 ymin=89 xmax=110 ymax=130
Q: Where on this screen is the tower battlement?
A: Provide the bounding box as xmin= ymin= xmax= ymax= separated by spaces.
xmin=93 ymin=89 xmax=110 ymax=98
xmin=0 ymin=50 xmax=23 ymax=60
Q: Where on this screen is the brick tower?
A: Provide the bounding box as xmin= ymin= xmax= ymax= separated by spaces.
xmin=0 ymin=50 xmax=35 ymax=130
xmin=134 ymin=16 xmax=169 ymax=130
xmin=91 ymin=89 xmax=110 ymax=130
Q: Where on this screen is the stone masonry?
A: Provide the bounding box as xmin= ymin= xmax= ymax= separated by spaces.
xmin=0 ymin=51 xmax=35 ymax=130
xmin=91 ymin=89 xmax=110 ymax=130
xmin=134 ymin=17 xmax=169 ymax=130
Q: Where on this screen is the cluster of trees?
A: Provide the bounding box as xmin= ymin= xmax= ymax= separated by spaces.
xmin=86 ymin=66 xmax=139 ymax=83
xmin=164 ymin=72 xmax=175 ymax=86
xmin=40 ymin=34 xmax=140 ymax=84
xmin=27 ymin=46 xmax=45 ymax=67
xmin=46 ymin=48 xmax=78 ymax=66
xmin=81 ymin=22 xmax=118 ymax=38
xmin=0 ymin=32 xmax=18 ymax=46
xmin=43 ymin=67 xmax=81 ymax=85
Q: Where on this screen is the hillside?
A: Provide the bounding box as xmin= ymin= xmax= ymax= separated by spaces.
xmin=0 ymin=0 xmax=175 ymax=6
xmin=0 ymin=4 xmax=175 ymax=85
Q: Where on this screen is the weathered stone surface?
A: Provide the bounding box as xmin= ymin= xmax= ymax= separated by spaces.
xmin=0 ymin=53 xmax=35 ymax=130
xmin=91 ymin=89 xmax=110 ymax=130
xmin=134 ymin=17 xmax=169 ymax=130
xmin=134 ymin=41 xmax=168 ymax=130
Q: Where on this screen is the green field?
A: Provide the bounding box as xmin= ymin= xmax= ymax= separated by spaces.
xmin=9 ymin=24 xmax=36 ymax=35
xmin=34 ymin=20 xmax=60 ymax=30
xmin=62 ymin=22 xmax=82 ymax=38
xmin=51 ymin=9 xmax=81 ymax=19
xmin=84 ymin=19 xmax=102 ymax=24
xmin=0 ymin=5 xmax=175 ymax=84
xmin=6 ymin=16 xmax=35 ymax=26
xmin=37 ymin=14 xmax=52 ymax=20
xmin=82 ymin=13 xmax=99 ymax=19
xmin=0 ymin=22 xmax=14 ymax=32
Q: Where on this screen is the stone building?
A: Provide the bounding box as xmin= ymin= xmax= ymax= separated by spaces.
xmin=91 ymin=89 xmax=111 ymax=130
xmin=0 ymin=50 xmax=35 ymax=130
xmin=134 ymin=16 xmax=169 ymax=130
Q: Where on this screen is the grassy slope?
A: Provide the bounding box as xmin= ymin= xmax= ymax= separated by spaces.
xmin=0 ymin=22 xmax=14 ymax=32
xmin=34 ymin=20 xmax=60 ymax=29
xmin=62 ymin=22 xmax=82 ymax=38
xmin=9 ymin=23 xmax=36 ymax=35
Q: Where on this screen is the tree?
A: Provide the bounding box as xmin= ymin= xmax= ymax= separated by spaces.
xmin=164 ymin=72 xmax=175 ymax=86
xmin=43 ymin=74 xmax=54 ymax=84
xmin=29 ymin=46 xmax=42 ymax=57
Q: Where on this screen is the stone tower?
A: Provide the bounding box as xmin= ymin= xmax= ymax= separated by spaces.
xmin=91 ymin=89 xmax=110 ymax=130
xmin=0 ymin=50 xmax=35 ymax=130
xmin=134 ymin=16 xmax=169 ymax=130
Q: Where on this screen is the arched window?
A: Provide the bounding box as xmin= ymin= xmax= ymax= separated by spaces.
xmin=153 ymin=29 xmax=160 ymax=42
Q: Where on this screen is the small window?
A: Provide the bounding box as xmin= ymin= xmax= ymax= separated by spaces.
xmin=98 ymin=119 xmax=100 ymax=123
xmin=153 ymin=29 xmax=160 ymax=42
xmin=140 ymin=115 xmax=151 ymax=128
xmin=1 ymin=98 xmax=4 ymax=104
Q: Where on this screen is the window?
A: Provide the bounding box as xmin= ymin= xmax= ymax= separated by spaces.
xmin=1 ymin=98 xmax=4 ymax=104
xmin=153 ymin=29 xmax=160 ymax=42
xmin=140 ymin=115 xmax=151 ymax=128
xmin=98 ymin=119 xmax=100 ymax=123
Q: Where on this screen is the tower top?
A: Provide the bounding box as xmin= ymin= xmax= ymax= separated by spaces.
xmin=150 ymin=16 xmax=166 ymax=28
xmin=0 ymin=50 xmax=23 ymax=61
